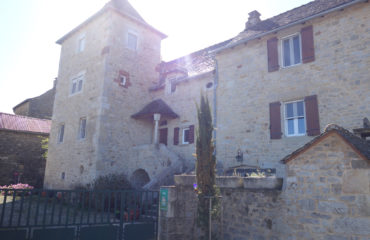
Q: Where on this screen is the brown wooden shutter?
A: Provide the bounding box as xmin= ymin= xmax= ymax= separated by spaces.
xmin=301 ymin=25 xmax=315 ymax=63
xmin=269 ymin=102 xmax=282 ymax=139
xmin=174 ymin=127 xmax=179 ymax=145
xmin=189 ymin=125 xmax=195 ymax=144
xmin=305 ymin=95 xmax=320 ymax=136
xmin=267 ymin=37 xmax=279 ymax=72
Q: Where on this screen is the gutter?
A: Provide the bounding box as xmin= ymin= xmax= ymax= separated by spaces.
xmin=212 ymin=0 xmax=367 ymax=54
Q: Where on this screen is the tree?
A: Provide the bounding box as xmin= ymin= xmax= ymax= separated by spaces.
xmin=195 ymin=93 xmax=220 ymax=239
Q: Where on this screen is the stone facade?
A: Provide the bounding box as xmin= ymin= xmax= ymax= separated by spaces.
xmin=13 ymin=82 xmax=56 ymax=119
xmin=45 ymin=0 xmax=370 ymax=189
xmin=0 ymin=130 xmax=48 ymax=188
xmin=159 ymin=131 xmax=370 ymax=240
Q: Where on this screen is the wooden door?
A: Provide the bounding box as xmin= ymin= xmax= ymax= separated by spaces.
xmin=159 ymin=128 xmax=168 ymax=145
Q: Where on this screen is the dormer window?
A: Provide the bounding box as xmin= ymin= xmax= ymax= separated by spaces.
xmin=127 ymin=32 xmax=137 ymax=51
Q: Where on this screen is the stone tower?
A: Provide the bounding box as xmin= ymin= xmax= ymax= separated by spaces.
xmin=44 ymin=0 xmax=166 ymax=189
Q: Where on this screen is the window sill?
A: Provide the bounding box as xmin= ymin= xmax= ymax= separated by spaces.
xmin=281 ymin=62 xmax=302 ymax=69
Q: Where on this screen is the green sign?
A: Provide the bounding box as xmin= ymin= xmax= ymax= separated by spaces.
xmin=160 ymin=189 xmax=168 ymax=211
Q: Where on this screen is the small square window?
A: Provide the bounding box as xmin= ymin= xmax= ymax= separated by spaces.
xmin=182 ymin=128 xmax=190 ymax=144
xmin=284 ymin=100 xmax=306 ymax=136
xmin=58 ymin=124 xmax=65 ymax=143
xmin=282 ymin=34 xmax=301 ymax=67
xmin=119 ymin=75 xmax=126 ymax=86
xmin=78 ymin=117 xmax=87 ymax=139
xmin=127 ymin=32 xmax=137 ymax=51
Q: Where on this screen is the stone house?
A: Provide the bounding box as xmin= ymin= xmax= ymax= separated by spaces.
xmin=13 ymin=79 xmax=56 ymax=120
xmin=0 ymin=113 xmax=51 ymax=188
xmin=44 ymin=0 xmax=370 ymax=189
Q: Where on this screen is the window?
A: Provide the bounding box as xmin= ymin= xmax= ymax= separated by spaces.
xmin=58 ymin=124 xmax=65 ymax=143
xmin=282 ymin=34 xmax=301 ymax=67
xmin=127 ymin=32 xmax=137 ymax=51
xmin=77 ymin=35 xmax=85 ymax=53
xmin=284 ymin=100 xmax=306 ymax=136
xmin=78 ymin=117 xmax=87 ymax=139
xmin=119 ymin=74 xmax=126 ymax=86
xmin=182 ymin=127 xmax=190 ymax=144
xmin=71 ymin=74 xmax=84 ymax=95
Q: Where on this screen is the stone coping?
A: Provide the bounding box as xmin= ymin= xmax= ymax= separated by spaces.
xmin=173 ymin=175 xmax=283 ymax=190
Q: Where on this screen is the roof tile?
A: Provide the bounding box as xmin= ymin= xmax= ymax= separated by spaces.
xmin=0 ymin=113 xmax=51 ymax=134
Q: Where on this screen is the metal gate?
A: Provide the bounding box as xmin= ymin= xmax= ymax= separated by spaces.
xmin=0 ymin=188 xmax=158 ymax=240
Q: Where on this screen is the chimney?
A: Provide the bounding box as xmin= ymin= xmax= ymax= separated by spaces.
xmin=245 ymin=10 xmax=261 ymax=30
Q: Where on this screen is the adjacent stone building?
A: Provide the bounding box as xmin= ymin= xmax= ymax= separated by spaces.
xmin=0 ymin=113 xmax=51 ymax=188
xmin=13 ymin=79 xmax=56 ymax=120
xmin=44 ymin=0 xmax=370 ymax=189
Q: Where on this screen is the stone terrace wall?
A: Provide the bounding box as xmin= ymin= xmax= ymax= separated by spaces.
xmin=0 ymin=130 xmax=47 ymax=188
xmin=159 ymin=134 xmax=370 ymax=240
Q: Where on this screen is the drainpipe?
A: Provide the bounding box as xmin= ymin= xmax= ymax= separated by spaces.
xmin=212 ymin=57 xmax=219 ymax=156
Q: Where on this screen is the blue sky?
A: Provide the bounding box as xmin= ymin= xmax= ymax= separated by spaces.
xmin=0 ymin=0 xmax=311 ymax=114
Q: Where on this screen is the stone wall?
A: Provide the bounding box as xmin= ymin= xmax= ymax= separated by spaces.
xmin=158 ymin=133 xmax=370 ymax=240
xmin=0 ymin=130 xmax=47 ymax=188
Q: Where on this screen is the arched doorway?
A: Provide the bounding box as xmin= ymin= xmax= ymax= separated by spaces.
xmin=130 ymin=169 xmax=150 ymax=189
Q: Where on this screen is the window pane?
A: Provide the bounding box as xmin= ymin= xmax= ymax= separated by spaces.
xmin=297 ymin=101 xmax=304 ymax=116
xmin=293 ymin=36 xmax=301 ymax=64
xmin=59 ymin=125 xmax=64 ymax=142
xmin=287 ymin=119 xmax=294 ymax=135
xmin=183 ymin=129 xmax=189 ymax=143
xmin=78 ymin=79 xmax=83 ymax=91
xmin=80 ymin=119 xmax=86 ymax=139
xmin=128 ymin=33 xmax=137 ymax=50
xmin=283 ymin=39 xmax=291 ymax=66
xmin=298 ymin=117 xmax=306 ymax=134
xmin=286 ymin=103 xmax=294 ymax=118
xmin=72 ymin=82 xmax=77 ymax=94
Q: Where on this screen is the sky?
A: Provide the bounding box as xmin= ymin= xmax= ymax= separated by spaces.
xmin=0 ymin=0 xmax=311 ymax=114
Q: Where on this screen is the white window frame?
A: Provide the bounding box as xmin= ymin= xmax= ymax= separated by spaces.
xmin=57 ymin=123 xmax=65 ymax=143
xmin=284 ymin=100 xmax=306 ymax=137
xmin=127 ymin=31 xmax=138 ymax=51
xmin=78 ymin=117 xmax=87 ymax=140
xmin=182 ymin=127 xmax=190 ymax=144
xmin=281 ymin=33 xmax=302 ymax=68
xmin=70 ymin=72 xmax=85 ymax=95
xmin=77 ymin=34 xmax=85 ymax=53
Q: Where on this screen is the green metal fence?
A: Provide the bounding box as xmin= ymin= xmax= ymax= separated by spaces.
xmin=0 ymin=188 xmax=158 ymax=240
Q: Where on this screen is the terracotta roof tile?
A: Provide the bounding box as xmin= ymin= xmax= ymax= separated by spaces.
xmin=281 ymin=124 xmax=370 ymax=163
xmin=0 ymin=113 xmax=51 ymax=134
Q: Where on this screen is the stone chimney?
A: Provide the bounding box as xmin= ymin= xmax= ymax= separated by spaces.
xmin=245 ymin=10 xmax=261 ymax=30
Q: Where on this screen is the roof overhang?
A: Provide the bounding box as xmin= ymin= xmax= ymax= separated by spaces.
xmin=131 ymin=99 xmax=179 ymax=119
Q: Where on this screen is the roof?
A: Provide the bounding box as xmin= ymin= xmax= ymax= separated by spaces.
xmin=150 ymin=39 xmax=231 ymax=91
xmin=0 ymin=113 xmax=51 ymax=134
xmin=131 ymin=99 xmax=179 ymax=119
xmin=56 ymin=0 xmax=166 ymax=44
xmin=281 ymin=124 xmax=370 ymax=163
xmin=217 ymin=0 xmax=364 ymax=52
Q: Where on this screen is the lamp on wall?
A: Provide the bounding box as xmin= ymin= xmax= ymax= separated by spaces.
xmin=235 ymin=149 xmax=243 ymax=163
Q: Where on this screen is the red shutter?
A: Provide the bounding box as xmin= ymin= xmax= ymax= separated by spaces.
xmin=269 ymin=102 xmax=282 ymax=139
xmin=174 ymin=127 xmax=179 ymax=145
xmin=305 ymin=95 xmax=320 ymax=136
xmin=189 ymin=125 xmax=195 ymax=144
xmin=267 ymin=37 xmax=279 ymax=72
xmin=301 ymin=25 xmax=315 ymax=63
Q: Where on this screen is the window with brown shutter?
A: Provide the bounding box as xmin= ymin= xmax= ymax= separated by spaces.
xmin=304 ymin=95 xmax=320 ymax=136
xmin=189 ymin=125 xmax=195 ymax=144
xmin=301 ymin=25 xmax=315 ymax=63
xmin=267 ymin=37 xmax=279 ymax=72
xmin=174 ymin=127 xmax=179 ymax=145
xmin=269 ymin=102 xmax=282 ymax=139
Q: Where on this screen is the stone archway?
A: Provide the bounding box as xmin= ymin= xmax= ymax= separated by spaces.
xmin=130 ymin=169 xmax=150 ymax=189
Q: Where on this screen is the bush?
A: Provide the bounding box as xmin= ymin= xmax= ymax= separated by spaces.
xmin=74 ymin=173 xmax=132 ymax=191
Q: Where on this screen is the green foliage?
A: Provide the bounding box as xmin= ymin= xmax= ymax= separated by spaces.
xmin=195 ymin=93 xmax=220 ymax=238
xmin=40 ymin=137 xmax=49 ymax=160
